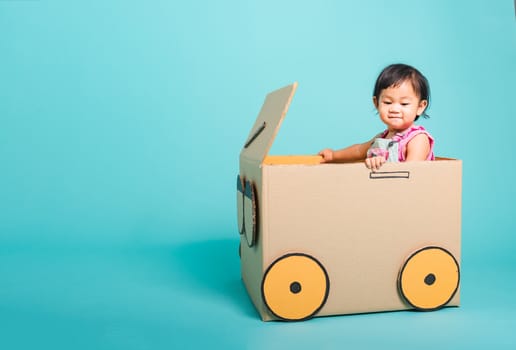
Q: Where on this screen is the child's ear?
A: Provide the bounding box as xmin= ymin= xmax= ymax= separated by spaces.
xmin=372 ymin=96 xmax=378 ymax=108
xmin=417 ymin=99 xmax=428 ymax=115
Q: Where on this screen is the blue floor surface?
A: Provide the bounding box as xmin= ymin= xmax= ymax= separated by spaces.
xmin=1 ymin=236 xmax=515 ymax=349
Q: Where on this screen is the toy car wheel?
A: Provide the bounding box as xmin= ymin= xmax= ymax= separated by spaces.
xmin=236 ymin=175 xmax=245 ymax=235
xmin=243 ymin=180 xmax=257 ymax=247
xmin=262 ymin=253 xmax=329 ymax=321
xmin=398 ymin=246 xmax=460 ymax=311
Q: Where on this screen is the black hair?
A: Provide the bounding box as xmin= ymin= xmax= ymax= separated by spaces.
xmin=373 ymin=63 xmax=430 ymax=120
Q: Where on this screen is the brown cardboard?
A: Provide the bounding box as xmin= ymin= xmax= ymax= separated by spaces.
xmin=238 ymin=83 xmax=462 ymax=321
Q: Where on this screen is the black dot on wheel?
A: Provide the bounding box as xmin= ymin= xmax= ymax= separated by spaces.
xmin=290 ymin=281 xmax=302 ymax=294
xmin=424 ymin=273 xmax=436 ymax=286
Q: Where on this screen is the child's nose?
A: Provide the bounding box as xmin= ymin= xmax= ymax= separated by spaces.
xmin=389 ymin=104 xmax=401 ymax=112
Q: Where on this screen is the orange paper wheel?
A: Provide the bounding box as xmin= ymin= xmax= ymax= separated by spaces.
xmin=262 ymin=253 xmax=329 ymax=321
xmin=399 ymin=246 xmax=460 ymax=310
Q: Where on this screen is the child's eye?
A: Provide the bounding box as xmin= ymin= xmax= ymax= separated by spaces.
xmin=383 ymin=101 xmax=392 ymax=105
xmin=401 ymin=103 xmax=410 ymax=106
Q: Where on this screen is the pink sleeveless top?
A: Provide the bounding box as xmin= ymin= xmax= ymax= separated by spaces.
xmin=377 ymin=125 xmax=435 ymax=161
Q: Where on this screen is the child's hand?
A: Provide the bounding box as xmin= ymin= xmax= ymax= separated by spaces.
xmin=318 ymin=149 xmax=334 ymax=163
xmin=365 ymin=155 xmax=386 ymax=172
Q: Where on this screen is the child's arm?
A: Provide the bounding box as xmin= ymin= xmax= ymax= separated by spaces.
xmin=319 ymin=139 xmax=373 ymax=163
xmin=405 ymin=133 xmax=431 ymax=161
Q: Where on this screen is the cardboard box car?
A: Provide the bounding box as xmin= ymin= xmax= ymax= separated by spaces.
xmin=237 ymin=83 xmax=461 ymax=321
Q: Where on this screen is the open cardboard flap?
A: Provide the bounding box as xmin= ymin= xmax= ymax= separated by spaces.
xmin=240 ymin=83 xmax=298 ymax=164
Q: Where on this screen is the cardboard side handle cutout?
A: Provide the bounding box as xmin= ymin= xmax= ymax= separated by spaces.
xmin=369 ymin=171 xmax=410 ymax=179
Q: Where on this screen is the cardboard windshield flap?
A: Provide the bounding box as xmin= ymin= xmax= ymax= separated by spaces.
xmin=237 ymin=83 xmax=462 ymax=321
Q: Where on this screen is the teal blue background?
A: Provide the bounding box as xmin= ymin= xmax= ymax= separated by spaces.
xmin=1 ymin=1 xmax=515 ymax=349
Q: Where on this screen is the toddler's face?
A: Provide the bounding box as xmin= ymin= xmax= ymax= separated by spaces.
xmin=373 ymin=80 xmax=427 ymax=134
